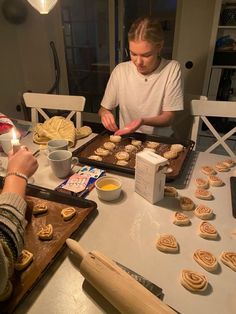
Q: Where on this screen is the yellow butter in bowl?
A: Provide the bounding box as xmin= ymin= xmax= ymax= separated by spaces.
xmin=100 ymin=183 xmax=119 ymax=191
xmin=95 ymin=176 xmax=122 ymax=201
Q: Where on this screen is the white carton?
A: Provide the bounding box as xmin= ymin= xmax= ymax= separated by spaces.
xmin=135 ymin=151 xmax=168 ymax=204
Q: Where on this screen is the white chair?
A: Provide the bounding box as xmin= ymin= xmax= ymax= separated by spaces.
xmin=23 ymin=92 xmax=86 ymax=128
xmin=190 ymin=96 xmax=236 ymax=157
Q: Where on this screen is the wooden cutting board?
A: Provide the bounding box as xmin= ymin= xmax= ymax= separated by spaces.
xmin=0 ymin=183 xmax=97 ymax=313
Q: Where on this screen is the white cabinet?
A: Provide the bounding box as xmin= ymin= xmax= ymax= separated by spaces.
xmin=203 ymin=0 xmax=236 ymax=100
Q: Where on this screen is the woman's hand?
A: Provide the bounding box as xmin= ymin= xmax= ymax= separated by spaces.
xmin=99 ymin=107 xmax=118 ymax=132
xmin=115 ymin=118 xmax=142 ymax=136
xmin=7 ymin=147 xmax=38 ymax=178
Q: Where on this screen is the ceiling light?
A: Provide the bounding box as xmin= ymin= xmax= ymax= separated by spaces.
xmin=27 ymin=0 xmax=58 ymax=14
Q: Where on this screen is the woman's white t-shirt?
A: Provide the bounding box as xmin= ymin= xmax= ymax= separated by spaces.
xmin=101 ymin=58 xmax=183 ymax=135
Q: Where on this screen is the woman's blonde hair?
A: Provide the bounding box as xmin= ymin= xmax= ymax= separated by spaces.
xmin=128 ymin=16 xmax=164 ymax=45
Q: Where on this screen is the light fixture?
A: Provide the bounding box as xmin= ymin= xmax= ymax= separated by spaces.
xmin=27 ymin=0 xmax=58 ymax=14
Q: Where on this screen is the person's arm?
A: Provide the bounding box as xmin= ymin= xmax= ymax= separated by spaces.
xmin=98 ymin=106 xmax=118 ymax=132
xmin=2 ymin=147 xmax=38 ymax=197
xmin=0 ymin=148 xmax=38 ymax=300
xmin=115 ymin=111 xmax=175 ymax=136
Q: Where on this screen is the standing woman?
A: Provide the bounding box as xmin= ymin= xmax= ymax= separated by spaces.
xmin=99 ymin=16 xmax=184 ymax=136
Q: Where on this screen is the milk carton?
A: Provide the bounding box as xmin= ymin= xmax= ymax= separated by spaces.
xmin=135 ymin=151 xmax=168 ymax=204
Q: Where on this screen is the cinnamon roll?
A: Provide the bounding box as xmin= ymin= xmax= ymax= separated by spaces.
xmin=215 ymin=161 xmax=230 ymax=172
xmin=156 ymin=234 xmax=179 ymax=253
xmin=61 ymin=207 xmax=76 ymax=221
xmin=194 ymin=204 xmax=213 ymax=220
xmin=173 ymin=212 xmax=190 ymax=226
xmin=201 ymin=166 xmax=216 ymax=175
xmin=208 ymin=175 xmax=224 ymax=187
xmin=110 ymin=135 xmax=121 ymax=143
xmin=193 ymin=249 xmax=218 ymax=272
xmin=198 ymin=222 xmax=218 ymax=239
xmin=94 ymin=147 xmax=110 ymax=157
xmin=115 ymin=151 xmax=130 ymax=161
xmin=103 ymin=141 xmax=116 ymax=151
xmin=37 ymin=224 xmax=53 ymax=241
xmin=195 ymin=188 xmax=213 ymax=200
xmin=180 ymin=269 xmax=208 ymax=292
xmin=164 ymin=186 xmax=178 ymax=197
xmin=15 ymin=249 xmax=34 ymax=271
xmin=179 ymin=196 xmax=195 ymax=211
xmin=220 ymin=251 xmax=236 ymax=272
xmin=195 ymin=177 xmax=209 ymax=189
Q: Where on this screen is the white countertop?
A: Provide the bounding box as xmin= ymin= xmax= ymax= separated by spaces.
xmin=1 ymin=133 xmax=236 ymax=314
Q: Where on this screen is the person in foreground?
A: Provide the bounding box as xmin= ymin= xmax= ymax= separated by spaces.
xmin=99 ymin=16 xmax=184 ymax=136
xmin=0 ymin=148 xmax=38 ymax=301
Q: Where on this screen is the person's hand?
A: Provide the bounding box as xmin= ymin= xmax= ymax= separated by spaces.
xmin=114 ymin=118 xmax=143 ymax=136
xmin=101 ymin=111 xmax=118 ymax=132
xmin=7 ymin=147 xmax=38 ymax=178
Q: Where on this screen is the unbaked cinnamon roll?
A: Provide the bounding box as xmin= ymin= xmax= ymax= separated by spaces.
xmin=194 ymin=204 xmax=213 ymax=220
xmin=180 ymin=269 xmax=208 ymax=292
xmin=198 ymin=222 xmax=218 ymax=239
xmin=156 ymin=234 xmax=179 ymax=253
xmin=193 ymin=249 xmax=218 ymax=272
xmin=220 ymin=251 xmax=236 ymax=272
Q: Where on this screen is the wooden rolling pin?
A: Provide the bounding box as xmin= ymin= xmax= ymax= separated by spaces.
xmin=66 ymin=238 xmax=175 ymax=314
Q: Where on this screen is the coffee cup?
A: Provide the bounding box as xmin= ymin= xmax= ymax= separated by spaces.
xmin=47 ymin=139 xmax=69 ymax=153
xmin=48 ymin=150 xmax=78 ymax=178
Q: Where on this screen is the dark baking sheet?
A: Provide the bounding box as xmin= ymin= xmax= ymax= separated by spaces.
xmin=0 ymin=180 xmax=97 ymax=313
xmin=73 ymin=131 xmax=195 ymax=180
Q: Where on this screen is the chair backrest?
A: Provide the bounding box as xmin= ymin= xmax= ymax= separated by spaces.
xmin=23 ymin=92 xmax=86 ymax=128
xmin=190 ymin=97 xmax=236 ymax=157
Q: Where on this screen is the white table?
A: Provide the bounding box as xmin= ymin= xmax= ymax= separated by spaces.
xmin=1 ymin=133 xmax=236 ymax=314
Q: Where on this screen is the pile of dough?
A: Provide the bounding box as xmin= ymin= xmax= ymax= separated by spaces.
xmin=220 ymin=251 xmax=236 ymax=272
xmin=88 ymin=155 xmax=102 ymax=161
xmin=173 ymin=212 xmax=190 ymax=226
xmin=116 ymin=160 xmax=128 ymax=166
xmin=125 ymin=144 xmax=137 ymax=153
xmin=180 ymin=269 xmax=208 ymax=292
xmin=146 ymin=141 xmax=159 ymax=149
xmin=131 ymin=139 xmax=142 ymax=147
xmin=208 ymin=175 xmax=223 ymax=187
xmin=179 ymin=196 xmax=195 ymax=211
xmin=103 ymin=142 xmax=116 ymax=151
xmin=170 ymin=144 xmax=184 ymax=153
xmin=195 ymin=188 xmax=213 ymax=200
xmin=164 ymin=186 xmax=178 ymax=197
xmin=15 ymin=249 xmax=33 ymax=271
xmin=110 ymin=135 xmax=121 ymax=143
xmin=33 ymin=202 xmax=48 ymax=215
xmin=61 ymin=207 xmax=76 ymax=221
xmin=201 ymin=166 xmax=216 ymax=175
xmin=194 ymin=204 xmax=213 ymax=220
xmin=215 ymin=162 xmax=230 ymax=172
xmin=223 ymin=159 xmax=235 ymax=168
xmin=156 ymin=234 xmax=179 ymax=253
xmin=195 ymin=178 xmax=209 ymax=189
xmin=193 ymin=249 xmax=218 ymax=272
xmin=95 ymin=147 xmax=110 ymax=157
xmin=115 ymin=151 xmax=130 ymax=161
xmin=37 ymin=224 xmax=53 ymax=240
xmin=163 ymin=150 xmax=178 ymax=159
xmin=198 ymin=222 xmax=218 ymax=239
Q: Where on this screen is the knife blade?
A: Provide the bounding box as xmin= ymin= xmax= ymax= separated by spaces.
xmin=115 ymin=261 xmax=163 ymax=299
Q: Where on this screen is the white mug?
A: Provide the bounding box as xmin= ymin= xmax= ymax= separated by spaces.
xmin=47 ymin=139 xmax=69 ymax=153
xmin=48 ymin=150 xmax=78 ymax=178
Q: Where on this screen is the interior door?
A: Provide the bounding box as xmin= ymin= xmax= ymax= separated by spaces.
xmin=172 ymin=0 xmax=216 ymax=139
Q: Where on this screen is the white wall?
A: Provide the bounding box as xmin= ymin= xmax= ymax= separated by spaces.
xmin=0 ymin=0 xmax=68 ymax=119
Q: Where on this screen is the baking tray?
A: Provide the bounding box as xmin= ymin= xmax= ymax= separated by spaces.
xmin=0 ymin=179 xmax=97 ymax=313
xmin=73 ymin=131 xmax=195 ymax=181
